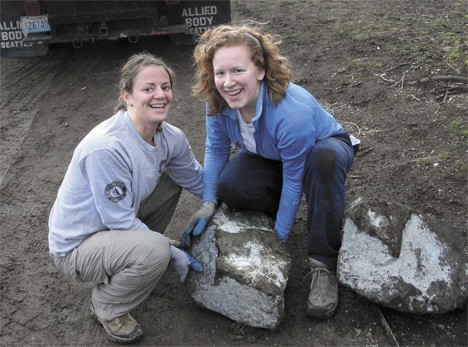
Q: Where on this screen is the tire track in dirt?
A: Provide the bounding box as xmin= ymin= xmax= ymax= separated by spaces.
xmin=0 ymin=51 xmax=67 ymax=186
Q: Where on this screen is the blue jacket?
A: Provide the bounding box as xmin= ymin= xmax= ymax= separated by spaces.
xmin=203 ymin=82 xmax=347 ymax=239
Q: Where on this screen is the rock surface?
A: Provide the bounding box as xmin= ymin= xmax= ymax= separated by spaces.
xmin=186 ymin=205 xmax=292 ymax=329
xmin=338 ymin=197 xmax=467 ymax=313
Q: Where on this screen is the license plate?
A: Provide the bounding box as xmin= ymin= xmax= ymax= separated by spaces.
xmin=21 ymin=15 xmax=50 ymax=34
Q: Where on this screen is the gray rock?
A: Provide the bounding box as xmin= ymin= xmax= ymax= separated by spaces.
xmin=186 ymin=205 xmax=292 ymax=329
xmin=338 ymin=197 xmax=468 ymax=313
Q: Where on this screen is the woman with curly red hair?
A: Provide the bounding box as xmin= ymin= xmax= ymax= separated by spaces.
xmin=182 ymin=22 xmax=359 ymax=319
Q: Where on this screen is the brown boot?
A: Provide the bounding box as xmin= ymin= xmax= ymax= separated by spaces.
xmin=306 ymin=258 xmax=338 ymax=319
xmin=91 ymin=306 xmax=143 ymax=344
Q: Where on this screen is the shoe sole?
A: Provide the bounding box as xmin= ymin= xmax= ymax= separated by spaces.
xmin=306 ymin=302 xmax=338 ymax=319
xmin=90 ymin=311 xmax=144 ymax=344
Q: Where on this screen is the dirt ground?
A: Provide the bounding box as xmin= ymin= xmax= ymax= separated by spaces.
xmin=1 ymin=0 xmax=467 ymax=346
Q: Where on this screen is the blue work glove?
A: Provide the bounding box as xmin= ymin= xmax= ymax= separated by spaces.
xmin=181 ymin=201 xmax=216 ymax=247
xmin=170 ymin=245 xmax=204 ymax=282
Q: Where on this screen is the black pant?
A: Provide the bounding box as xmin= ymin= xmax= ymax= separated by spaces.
xmin=217 ymin=137 xmax=355 ymax=269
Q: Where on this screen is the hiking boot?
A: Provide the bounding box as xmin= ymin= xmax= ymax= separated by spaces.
xmin=306 ymin=258 xmax=338 ymax=319
xmin=91 ymin=306 xmax=143 ymax=344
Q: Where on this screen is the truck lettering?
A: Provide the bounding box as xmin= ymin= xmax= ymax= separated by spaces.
xmin=0 ymin=20 xmax=21 ymax=31
xmin=181 ymin=6 xmax=217 ymax=17
xmin=185 ymin=16 xmax=213 ymax=27
xmin=1 ymin=40 xmax=32 ymax=48
xmin=1 ymin=30 xmax=24 ymax=41
xmin=189 ymin=26 xmax=208 ymax=35
xmin=182 ymin=5 xmax=218 ymax=35
xmin=0 ymin=19 xmax=33 ymax=50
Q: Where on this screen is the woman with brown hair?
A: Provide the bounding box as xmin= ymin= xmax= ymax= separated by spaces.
xmin=49 ymin=52 xmax=203 ymax=344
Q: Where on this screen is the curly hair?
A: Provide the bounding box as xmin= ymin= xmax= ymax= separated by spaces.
xmin=115 ymin=52 xmax=175 ymax=112
xmin=192 ymin=21 xmax=292 ymax=115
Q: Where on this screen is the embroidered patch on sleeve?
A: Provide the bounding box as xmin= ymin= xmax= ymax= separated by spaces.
xmin=158 ymin=159 xmax=167 ymax=174
xmin=105 ymin=181 xmax=127 ymax=202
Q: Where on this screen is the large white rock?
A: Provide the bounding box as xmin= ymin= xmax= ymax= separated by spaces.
xmin=186 ymin=205 xmax=291 ymax=329
xmin=338 ymin=197 xmax=467 ymax=313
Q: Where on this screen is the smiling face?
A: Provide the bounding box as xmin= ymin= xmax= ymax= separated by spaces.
xmin=212 ymin=45 xmax=265 ymax=121
xmin=122 ymin=64 xmax=173 ymax=135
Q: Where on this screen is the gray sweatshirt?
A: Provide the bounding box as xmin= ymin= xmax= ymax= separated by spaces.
xmin=48 ymin=110 xmax=203 ymax=257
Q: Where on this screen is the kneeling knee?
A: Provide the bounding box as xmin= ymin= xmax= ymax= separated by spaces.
xmin=217 ymin=181 xmax=238 ymax=205
xmin=137 ymin=233 xmax=171 ymax=269
xmin=312 ymin=149 xmax=337 ymax=182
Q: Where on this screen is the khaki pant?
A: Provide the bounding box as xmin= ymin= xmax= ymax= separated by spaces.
xmin=53 ymin=173 xmax=182 ymax=321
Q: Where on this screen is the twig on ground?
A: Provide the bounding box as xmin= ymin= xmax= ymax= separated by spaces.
xmin=436 ymin=86 xmax=468 ymax=102
xmin=387 ymin=75 xmax=468 ymax=101
xmin=375 ymin=73 xmax=396 ymax=83
xmin=443 ymin=89 xmax=450 ymax=103
xmin=374 ymin=73 xmax=468 ymax=94
xmin=384 ymin=62 xmax=411 ymax=72
xmin=445 ymin=62 xmax=461 ymax=75
xmin=390 ymin=75 xmax=405 ymax=88
xmin=406 ymin=75 xmax=468 ymax=87
xmin=371 ymin=306 xmax=400 ymax=347
xmin=348 ymin=174 xmax=363 ymax=179
xmin=339 ymin=120 xmax=362 ymax=136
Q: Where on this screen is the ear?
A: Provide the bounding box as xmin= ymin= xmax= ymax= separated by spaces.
xmin=257 ymin=67 xmax=265 ymax=81
xmin=121 ymin=90 xmax=133 ymax=106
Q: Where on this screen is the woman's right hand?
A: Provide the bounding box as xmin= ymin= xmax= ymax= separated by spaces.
xmin=180 ymin=201 xmax=217 ymax=247
xmin=170 ymin=246 xmax=204 ymax=282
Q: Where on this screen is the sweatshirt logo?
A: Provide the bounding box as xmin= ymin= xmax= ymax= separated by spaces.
xmin=158 ymin=159 xmax=167 ymax=174
xmin=105 ymin=181 xmax=127 ymax=202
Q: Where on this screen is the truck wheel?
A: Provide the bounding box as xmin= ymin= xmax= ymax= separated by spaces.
xmin=169 ymin=33 xmax=195 ymax=46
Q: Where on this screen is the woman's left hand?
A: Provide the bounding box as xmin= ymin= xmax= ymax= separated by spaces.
xmin=181 ymin=201 xmax=217 ymax=247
